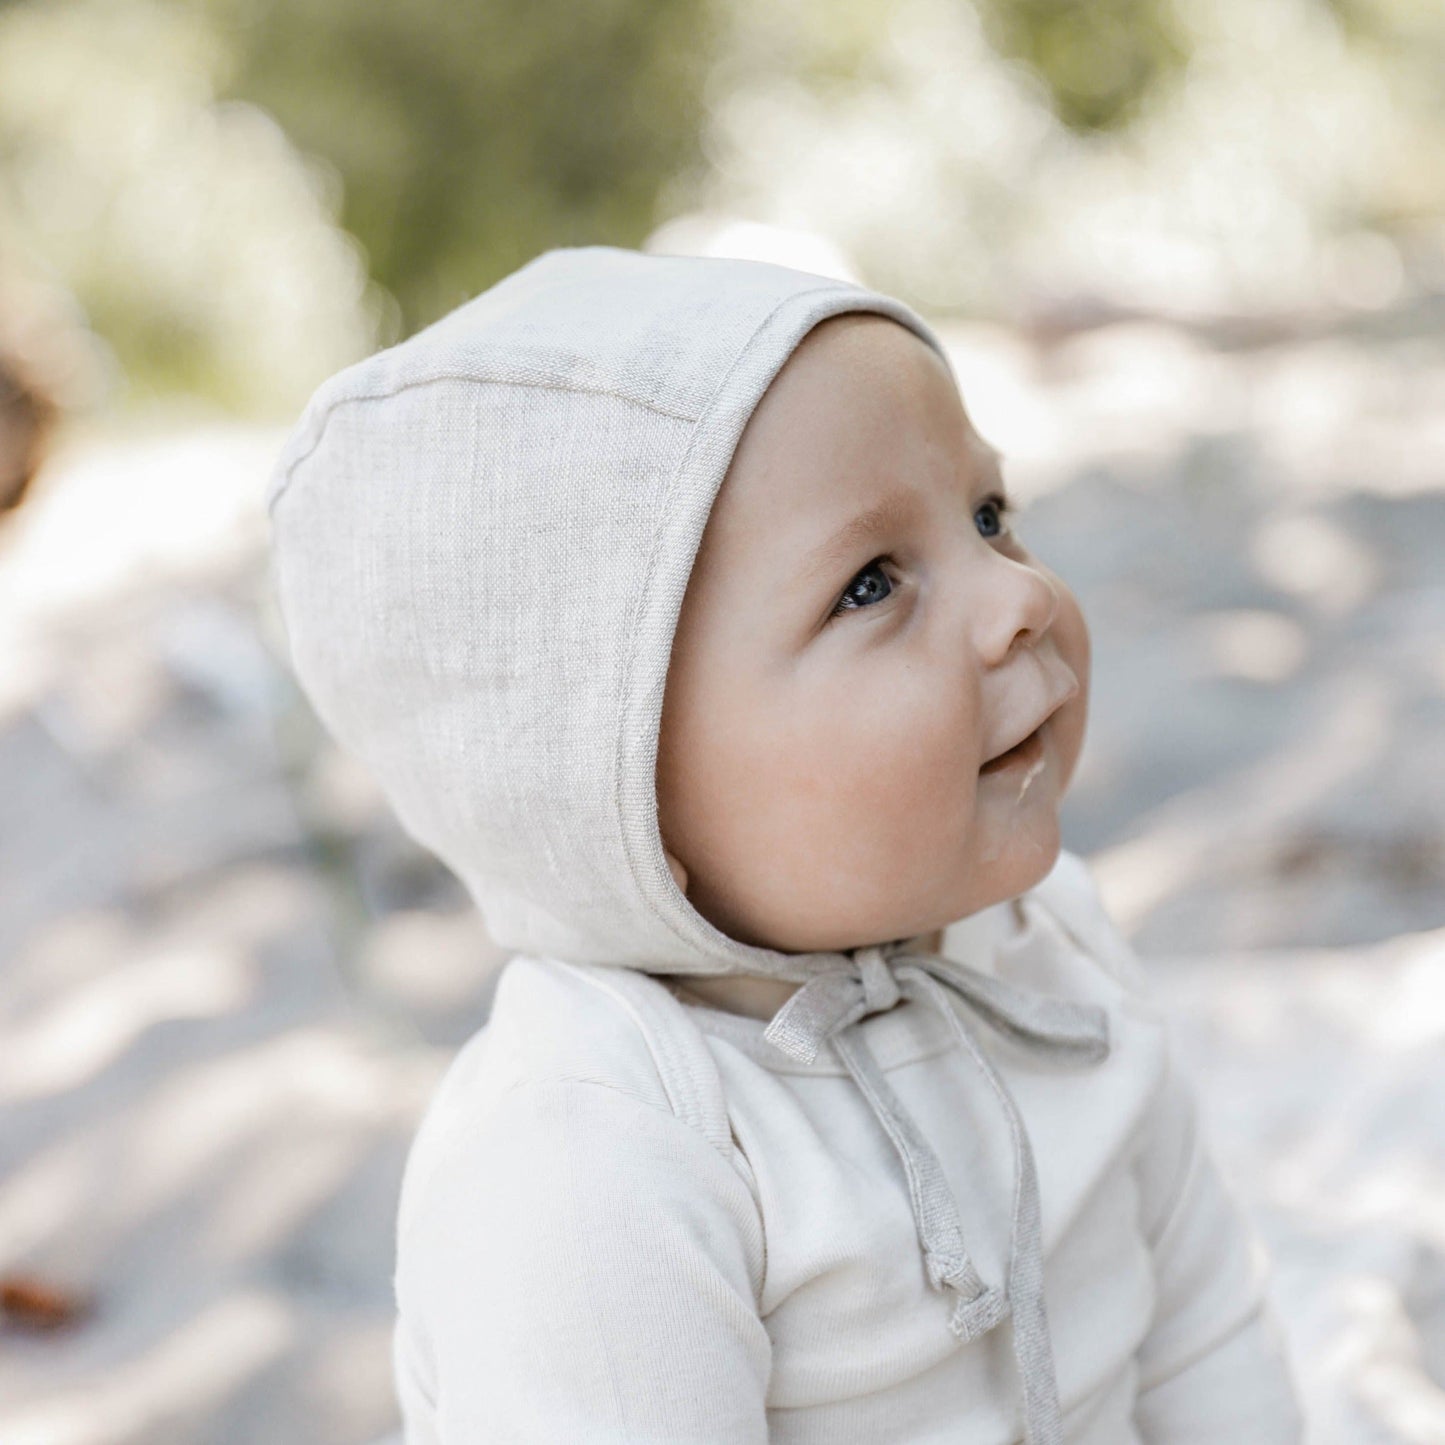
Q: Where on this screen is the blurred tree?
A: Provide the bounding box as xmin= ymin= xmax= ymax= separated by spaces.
xmin=206 ymin=0 xmax=720 ymax=337
xmin=0 ymin=0 xmax=382 ymax=414
xmin=3 ymin=0 xmax=1439 ymax=413
xmin=1319 ymin=0 xmax=1445 ymax=227
xmin=979 ymin=0 xmax=1190 ymax=131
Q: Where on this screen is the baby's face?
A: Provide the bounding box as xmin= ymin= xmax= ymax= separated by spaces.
xmin=656 ymin=313 xmax=1090 ymax=955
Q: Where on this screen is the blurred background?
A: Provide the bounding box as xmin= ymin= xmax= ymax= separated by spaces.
xmin=1 ymin=0 xmax=1443 ymax=1439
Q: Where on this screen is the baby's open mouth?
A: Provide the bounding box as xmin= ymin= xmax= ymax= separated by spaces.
xmin=979 ymin=723 xmax=1046 ymax=776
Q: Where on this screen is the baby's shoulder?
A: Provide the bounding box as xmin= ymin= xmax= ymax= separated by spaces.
xmin=396 ymin=956 xmax=733 ymax=1240
xmin=491 ymin=955 xmax=731 ymax=1125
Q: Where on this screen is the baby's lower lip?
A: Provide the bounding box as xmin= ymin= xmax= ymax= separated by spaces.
xmin=979 ymin=724 xmax=1046 ymax=776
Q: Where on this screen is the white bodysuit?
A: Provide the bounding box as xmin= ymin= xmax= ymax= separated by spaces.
xmin=389 ymin=850 xmax=1303 ymax=1443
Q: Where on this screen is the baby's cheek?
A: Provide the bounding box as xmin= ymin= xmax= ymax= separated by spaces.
xmin=849 ymin=687 xmax=980 ymax=845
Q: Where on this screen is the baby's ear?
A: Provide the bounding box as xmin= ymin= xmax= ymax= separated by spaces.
xmin=663 ymin=848 xmax=689 ymax=895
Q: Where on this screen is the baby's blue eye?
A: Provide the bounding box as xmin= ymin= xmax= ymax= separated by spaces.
xmin=829 ymin=559 xmax=893 ymax=620
xmin=975 ymin=493 xmax=1013 ymax=538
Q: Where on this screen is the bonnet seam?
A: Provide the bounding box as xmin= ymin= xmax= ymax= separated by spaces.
xmin=266 ymin=370 xmax=700 ymax=515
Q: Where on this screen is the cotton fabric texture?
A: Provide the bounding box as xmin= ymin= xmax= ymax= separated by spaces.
xmin=264 ymin=245 xmax=1304 ymax=1443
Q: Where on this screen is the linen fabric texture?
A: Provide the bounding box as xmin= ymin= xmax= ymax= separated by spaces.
xmin=264 ymin=246 xmax=1304 ymax=1443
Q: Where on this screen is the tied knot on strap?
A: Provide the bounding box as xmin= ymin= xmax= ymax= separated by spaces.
xmin=855 ymin=944 xmax=901 ymax=1013
xmin=759 ymin=932 xmax=1112 ymax=1445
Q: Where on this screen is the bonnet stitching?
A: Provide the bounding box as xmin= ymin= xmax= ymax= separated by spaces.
xmin=266 ymin=370 xmax=700 ymax=515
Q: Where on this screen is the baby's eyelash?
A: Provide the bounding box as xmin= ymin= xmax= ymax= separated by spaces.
xmin=981 ymin=490 xmax=1015 ymax=522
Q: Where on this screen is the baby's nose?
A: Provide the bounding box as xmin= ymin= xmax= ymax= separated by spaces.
xmin=974 ymin=555 xmax=1059 ymax=667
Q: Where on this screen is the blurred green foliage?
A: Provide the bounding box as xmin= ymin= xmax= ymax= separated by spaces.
xmin=2 ymin=0 xmax=1441 ymax=414
xmin=204 ymin=0 xmax=720 ymax=339
xmin=201 ymin=0 xmax=1194 ymax=344
xmin=978 ymin=0 xmax=1190 ymax=131
xmin=1323 ymin=0 xmax=1445 ymax=204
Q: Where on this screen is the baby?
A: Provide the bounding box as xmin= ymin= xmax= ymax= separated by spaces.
xmin=266 ymin=246 xmax=1304 ymax=1443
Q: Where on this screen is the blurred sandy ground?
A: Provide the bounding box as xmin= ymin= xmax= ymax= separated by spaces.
xmin=1 ymin=289 xmax=1443 ymax=1441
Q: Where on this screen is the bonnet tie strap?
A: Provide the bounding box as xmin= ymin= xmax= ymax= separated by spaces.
xmin=761 ymin=940 xmax=1111 ymax=1445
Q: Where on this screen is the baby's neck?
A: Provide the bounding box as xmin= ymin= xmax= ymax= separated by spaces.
xmin=663 ymin=972 xmax=802 ymax=1021
xmin=661 ymin=927 xmax=946 ymax=1022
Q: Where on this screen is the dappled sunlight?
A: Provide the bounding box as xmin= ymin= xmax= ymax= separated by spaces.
xmin=0 ymin=1005 xmax=439 ymax=1445
xmin=192 ymin=1034 xmax=413 ymax=1264
xmin=1152 ymin=926 xmax=1445 ymax=1440
xmin=0 ymin=425 xmax=281 ymax=658
xmin=0 ymin=1131 xmax=99 ymax=1268
xmin=1089 ymin=669 xmax=1396 ymax=934
xmin=1251 ymin=509 xmax=1381 ymax=617
xmin=1 ymin=908 xmax=133 ymax=1027
xmin=1 ymin=1289 xmax=297 ymax=1445
xmin=0 ymin=942 xmax=253 ymax=1100
xmin=1322 ymin=1274 xmax=1445 ymax=1444
xmin=924 ymin=307 xmax=1445 ymax=524
xmin=358 ymin=908 xmax=506 ymax=1016
xmin=115 ymin=1030 xmax=421 ymax=1243
xmin=0 ymin=1029 xmax=410 ymax=1263
xmin=1364 ymin=942 xmax=1445 ymax=1055
xmin=1187 ymin=608 xmax=1311 ymax=684
xmin=1 ymin=863 xmax=334 ymax=1093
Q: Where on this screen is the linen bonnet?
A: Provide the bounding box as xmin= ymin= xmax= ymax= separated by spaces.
xmin=265 ymin=243 xmax=955 ymax=985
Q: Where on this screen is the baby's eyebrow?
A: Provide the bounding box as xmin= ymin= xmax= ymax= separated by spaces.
xmin=794 ymin=486 xmax=921 ymax=588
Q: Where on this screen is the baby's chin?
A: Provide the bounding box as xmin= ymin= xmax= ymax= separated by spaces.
xmin=808 ymin=833 xmax=1065 ymax=954
xmin=947 ymin=813 xmax=1063 ymax=921
xmin=682 ymin=799 xmax=1066 ymax=955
